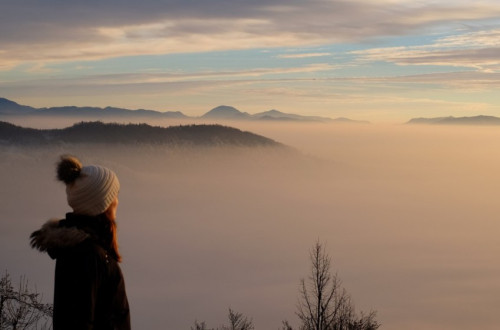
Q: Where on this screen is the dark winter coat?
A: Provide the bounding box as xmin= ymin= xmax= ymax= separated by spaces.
xmin=30 ymin=213 xmax=131 ymax=330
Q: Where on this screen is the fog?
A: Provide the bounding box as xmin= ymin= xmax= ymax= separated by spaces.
xmin=2 ymin=120 xmax=500 ymax=329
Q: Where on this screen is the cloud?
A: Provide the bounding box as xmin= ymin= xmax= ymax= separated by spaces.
xmin=0 ymin=63 xmax=340 ymax=111
xmin=386 ymin=71 xmax=500 ymax=89
xmin=277 ymin=53 xmax=331 ymax=59
xmin=0 ymin=63 xmax=337 ymax=88
xmin=352 ymin=29 xmax=500 ymax=72
xmin=2 ymin=0 xmax=500 ymax=68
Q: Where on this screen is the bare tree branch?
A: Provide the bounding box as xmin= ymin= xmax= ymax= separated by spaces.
xmin=1 ymin=271 xmax=52 ymax=330
xmin=296 ymin=241 xmax=380 ymax=330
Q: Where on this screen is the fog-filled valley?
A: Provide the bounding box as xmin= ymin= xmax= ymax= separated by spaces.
xmin=2 ymin=120 xmax=500 ymax=329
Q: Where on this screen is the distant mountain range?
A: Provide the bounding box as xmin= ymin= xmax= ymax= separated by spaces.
xmin=200 ymin=105 xmax=346 ymax=122
xmin=0 ymin=98 xmax=367 ymax=123
xmin=0 ymin=97 xmax=187 ymax=119
xmin=0 ymin=121 xmax=282 ymax=147
xmin=407 ymin=116 xmax=500 ymax=125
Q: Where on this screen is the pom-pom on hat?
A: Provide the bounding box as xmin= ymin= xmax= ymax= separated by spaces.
xmin=57 ymin=155 xmax=120 ymax=216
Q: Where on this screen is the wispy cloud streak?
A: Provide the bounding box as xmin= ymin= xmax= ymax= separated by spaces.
xmin=352 ymin=29 xmax=500 ymax=72
xmin=277 ymin=53 xmax=331 ymax=59
xmin=2 ymin=0 xmax=500 ymax=68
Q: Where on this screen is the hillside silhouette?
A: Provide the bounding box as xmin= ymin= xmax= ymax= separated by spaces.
xmin=0 ymin=97 xmax=186 ymax=119
xmin=0 ymin=121 xmax=282 ymax=147
xmin=407 ymin=115 xmax=500 ymax=125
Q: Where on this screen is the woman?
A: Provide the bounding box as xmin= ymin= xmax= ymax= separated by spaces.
xmin=30 ymin=155 xmax=131 ymax=330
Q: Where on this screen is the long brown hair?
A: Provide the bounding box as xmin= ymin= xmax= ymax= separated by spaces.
xmin=95 ymin=213 xmax=122 ymax=262
xmin=109 ymin=218 xmax=122 ymax=262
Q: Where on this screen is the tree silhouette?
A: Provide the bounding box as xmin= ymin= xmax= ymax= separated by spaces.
xmin=223 ymin=308 xmax=254 ymax=330
xmin=0 ymin=271 xmax=53 ymax=330
xmin=192 ymin=308 xmax=254 ymax=330
xmin=194 ymin=242 xmax=379 ymax=330
xmin=295 ymin=242 xmax=379 ymax=330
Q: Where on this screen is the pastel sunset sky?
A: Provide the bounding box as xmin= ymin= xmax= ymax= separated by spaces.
xmin=2 ymin=0 xmax=500 ymax=122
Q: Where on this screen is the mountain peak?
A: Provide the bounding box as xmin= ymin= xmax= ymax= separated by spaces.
xmin=0 ymin=98 xmax=346 ymax=123
xmin=202 ymin=106 xmax=250 ymax=119
xmin=262 ymin=109 xmax=284 ymax=115
xmin=0 ymin=98 xmax=19 ymax=106
xmin=0 ymin=97 xmax=186 ymax=118
xmin=0 ymin=97 xmax=35 ymax=114
xmin=253 ymin=109 xmax=333 ymax=122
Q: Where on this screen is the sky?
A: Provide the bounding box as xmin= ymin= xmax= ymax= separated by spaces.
xmin=1 ymin=0 xmax=500 ymax=122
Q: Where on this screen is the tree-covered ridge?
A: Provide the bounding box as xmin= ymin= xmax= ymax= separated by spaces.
xmin=0 ymin=121 xmax=282 ymax=147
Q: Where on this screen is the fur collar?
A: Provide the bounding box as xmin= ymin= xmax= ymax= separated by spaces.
xmin=30 ymin=219 xmax=90 ymax=255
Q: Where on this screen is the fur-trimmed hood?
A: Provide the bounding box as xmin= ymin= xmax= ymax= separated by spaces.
xmin=30 ymin=219 xmax=90 ymax=258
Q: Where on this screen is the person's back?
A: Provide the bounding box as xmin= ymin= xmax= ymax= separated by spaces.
xmin=30 ymin=155 xmax=130 ymax=330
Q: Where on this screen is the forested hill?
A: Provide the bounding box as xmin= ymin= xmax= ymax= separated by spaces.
xmin=0 ymin=121 xmax=282 ymax=147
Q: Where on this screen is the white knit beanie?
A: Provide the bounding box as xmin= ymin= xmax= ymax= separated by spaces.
xmin=57 ymin=156 xmax=120 ymax=216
